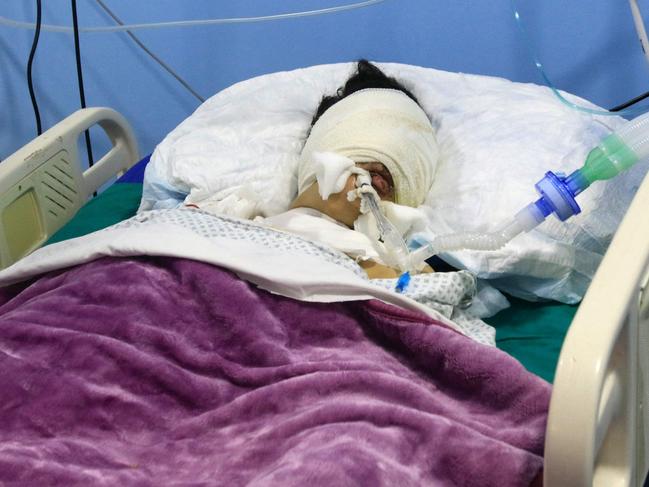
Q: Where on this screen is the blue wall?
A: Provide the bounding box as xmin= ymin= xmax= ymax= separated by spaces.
xmin=1 ymin=0 xmax=648 ymax=162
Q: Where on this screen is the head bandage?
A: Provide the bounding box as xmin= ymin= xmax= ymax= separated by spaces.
xmin=298 ymin=88 xmax=439 ymax=207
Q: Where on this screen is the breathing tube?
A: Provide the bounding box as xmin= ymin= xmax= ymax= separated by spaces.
xmin=407 ymin=111 xmax=649 ymax=269
xmin=354 ymin=171 xmax=412 ymax=273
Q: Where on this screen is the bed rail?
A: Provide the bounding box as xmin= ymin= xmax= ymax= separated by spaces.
xmin=545 ymin=169 xmax=649 ymax=486
xmin=0 ymin=108 xmax=139 ymax=270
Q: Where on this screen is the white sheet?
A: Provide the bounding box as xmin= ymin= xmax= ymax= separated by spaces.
xmin=0 ymin=209 xmax=464 ymax=334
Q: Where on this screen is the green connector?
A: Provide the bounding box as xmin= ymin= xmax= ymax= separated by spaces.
xmin=581 ymin=133 xmax=639 ymax=184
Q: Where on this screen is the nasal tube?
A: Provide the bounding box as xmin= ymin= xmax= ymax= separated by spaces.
xmin=409 ymin=111 xmax=649 ymax=267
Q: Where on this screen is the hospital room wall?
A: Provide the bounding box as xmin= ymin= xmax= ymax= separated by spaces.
xmin=1 ymin=0 xmax=648 ymax=164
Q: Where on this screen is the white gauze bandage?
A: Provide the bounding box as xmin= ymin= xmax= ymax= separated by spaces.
xmin=297 ymin=88 xmax=439 ymax=207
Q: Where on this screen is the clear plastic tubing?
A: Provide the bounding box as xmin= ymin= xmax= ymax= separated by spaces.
xmin=510 ymin=0 xmax=648 ymax=117
xmin=408 ymin=207 xmax=540 ymax=265
xmin=356 ymin=174 xmax=412 ymax=272
xmin=0 ymin=0 xmax=386 ymax=33
xmin=409 ymin=111 xmax=649 ymax=267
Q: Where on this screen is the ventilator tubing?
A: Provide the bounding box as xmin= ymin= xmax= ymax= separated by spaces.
xmin=407 ymin=205 xmax=543 ymax=266
xmin=409 ymin=110 xmax=649 ymax=268
xmin=355 ymin=172 xmax=413 ymax=272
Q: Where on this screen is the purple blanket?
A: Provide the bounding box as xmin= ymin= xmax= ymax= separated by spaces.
xmin=0 ymin=257 xmax=549 ymax=486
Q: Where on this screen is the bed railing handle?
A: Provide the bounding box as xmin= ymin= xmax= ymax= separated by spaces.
xmin=61 ymin=107 xmax=140 ymax=197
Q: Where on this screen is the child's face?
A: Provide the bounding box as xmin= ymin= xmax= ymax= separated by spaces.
xmin=290 ymin=162 xmax=395 ymax=228
xmin=316 ymin=162 xmax=395 ymax=227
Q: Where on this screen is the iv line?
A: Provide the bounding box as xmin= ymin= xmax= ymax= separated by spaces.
xmin=94 ymin=0 xmax=205 ymax=103
xmin=0 ymin=0 xmax=387 ymax=33
xmin=510 ymin=0 xmax=648 ymax=117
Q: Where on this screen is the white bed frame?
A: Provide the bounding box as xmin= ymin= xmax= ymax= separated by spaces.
xmin=545 ymin=156 xmax=649 ymax=485
xmin=0 ymin=108 xmax=139 ymax=269
xmin=1 ymin=108 xmax=648 ymax=486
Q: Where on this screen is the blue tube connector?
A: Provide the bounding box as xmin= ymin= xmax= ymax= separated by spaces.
xmin=395 ymin=271 xmax=411 ymax=293
xmin=532 ymin=170 xmax=589 ymax=222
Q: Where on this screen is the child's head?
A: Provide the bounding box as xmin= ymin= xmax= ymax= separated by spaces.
xmin=309 ymin=60 xmax=421 ymax=129
xmin=292 ymin=61 xmax=439 ymax=226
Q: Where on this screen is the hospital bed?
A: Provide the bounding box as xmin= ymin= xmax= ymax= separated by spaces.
xmin=1 ymin=73 xmax=648 ymax=485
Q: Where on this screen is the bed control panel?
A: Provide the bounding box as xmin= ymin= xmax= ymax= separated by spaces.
xmin=0 ymin=149 xmax=82 ymax=265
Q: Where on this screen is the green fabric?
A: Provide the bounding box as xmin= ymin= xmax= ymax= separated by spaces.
xmin=487 ymin=296 xmax=578 ymax=383
xmin=45 ymin=181 xmax=575 ymax=384
xmin=46 ymin=183 xmax=143 ymax=245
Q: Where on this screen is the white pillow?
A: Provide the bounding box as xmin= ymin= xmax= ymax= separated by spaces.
xmin=141 ymin=62 xmax=649 ymax=303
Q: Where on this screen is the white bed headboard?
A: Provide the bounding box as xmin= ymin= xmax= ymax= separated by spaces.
xmin=0 ymin=108 xmax=139 ymax=270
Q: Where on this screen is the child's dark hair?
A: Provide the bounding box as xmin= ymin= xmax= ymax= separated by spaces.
xmin=310 ymin=60 xmax=420 ymax=127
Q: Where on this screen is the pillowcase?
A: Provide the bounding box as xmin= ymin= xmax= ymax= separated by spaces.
xmin=140 ymin=62 xmax=648 ymax=303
